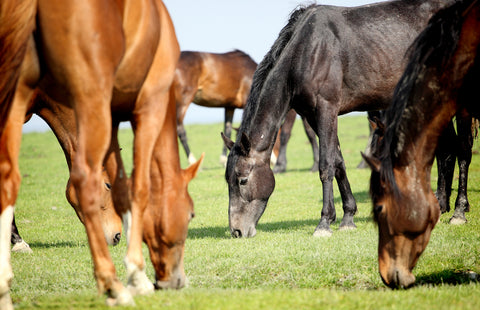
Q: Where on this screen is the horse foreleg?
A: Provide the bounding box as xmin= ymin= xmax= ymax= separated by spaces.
xmin=334 ymin=137 xmax=357 ymax=230
xmin=220 ymin=107 xmax=235 ymax=165
xmin=273 ymin=109 xmax=296 ymax=174
xmin=312 ymin=106 xmax=338 ymax=237
xmin=435 ymin=120 xmax=456 ymax=214
xmin=176 ymin=100 xmax=196 ymax=165
xmin=450 ymin=114 xmax=473 ymax=225
xmin=0 ymin=100 xmax=29 ymax=310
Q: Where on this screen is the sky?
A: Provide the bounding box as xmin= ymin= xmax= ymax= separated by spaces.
xmin=23 ymin=0 xmax=380 ymax=133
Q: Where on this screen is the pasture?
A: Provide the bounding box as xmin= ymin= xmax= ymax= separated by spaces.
xmin=12 ymin=115 xmax=480 ymax=309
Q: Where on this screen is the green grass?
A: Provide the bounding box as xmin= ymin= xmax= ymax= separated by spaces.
xmin=11 ymin=115 xmax=480 ymax=309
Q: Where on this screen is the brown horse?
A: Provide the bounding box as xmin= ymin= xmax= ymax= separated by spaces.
xmin=0 ymin=0 xmax=202 ymax=308
xmin=363 ymin=0 xmax=480 ymax=289
xmin=174 ymin=50 xmax=257 ymax=165
xmin=10 ymin=90 xmax=124 ymax=253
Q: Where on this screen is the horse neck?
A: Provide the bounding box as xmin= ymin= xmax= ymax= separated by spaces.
xmin=240 ymin=89 xmax=291 ymax=160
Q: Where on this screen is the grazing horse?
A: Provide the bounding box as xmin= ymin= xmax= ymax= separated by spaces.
xmin=272 ymin=109 xmax=319 ymax=173
xmin=222 ymin=0 xmax=449 ymax=238
xmin=174 ymin=50 xmax=257 ymax=165
xmin=0 ymin=1 xmax=202 ymax=308
xmin=363 ymin=0 xmax=480 ymax=289
xmin=9 ymin=92 xmax=124 ymax=251
xmin=365 ymin=111 xmax=477 ymax=225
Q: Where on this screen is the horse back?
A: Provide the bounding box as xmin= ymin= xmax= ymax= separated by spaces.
xmin=279 ymin=1 xmax=448 ymax=115
xmin=178 ymin=51 xmax=257 ymax=108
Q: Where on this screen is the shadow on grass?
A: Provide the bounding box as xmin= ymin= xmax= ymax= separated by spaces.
xmin=188 ymin=216 xmax=373 ymax=239
xmin=415 ymin=269 xmax=479 ymax=287
xmin=28 ymin=241 xmax=84 ymax=249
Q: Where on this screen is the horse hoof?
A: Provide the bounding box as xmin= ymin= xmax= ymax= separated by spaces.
xmin=105 ymin=288 xmax=135 ymax=307
xmin=12 ymin=240 xmax=33 ymax=253
xmin=188 ymin=153 xmax=197 ymax=165
xmin=449 ymin=216 xmax=467 ymax=225
xmin=338 ymin=224 xmax=356 ymax=231
xmin=219 ymin=155 xmax=227 ymax=166
xmin=313 ymin=229 xmax=333 ymax=237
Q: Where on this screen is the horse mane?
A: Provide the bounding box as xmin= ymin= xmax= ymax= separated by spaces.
xmin=376 ymin=0 xmax=474 ymax=195
xmin=239 ymin=4 xmax=315 ymax=133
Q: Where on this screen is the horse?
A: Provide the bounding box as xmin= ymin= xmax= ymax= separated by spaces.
xmin=362 ymin=0 xmax=480 ymax=289
xmin=173 ymin=50 xmax=257 ymax=165
xmin=222 ymin=0 xmax=450 ymax=238
xmin=364 ymin=110 xmax=477 ymax=225
xmin=10 ymin=91 xmax=124 ymax=252
xmin=272 ymin=109 xmax=319 ymax=173
xmin=0 ymin=1 xmax=202 ymax=308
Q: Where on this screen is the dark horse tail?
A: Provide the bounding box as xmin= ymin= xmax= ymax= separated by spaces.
xmin=240 ymin=5 xmax=314 ymax=131
xmin=0 ymin=0 xmax=37 ymax=134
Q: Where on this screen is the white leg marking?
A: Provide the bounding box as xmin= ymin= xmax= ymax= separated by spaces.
xmin=122 ymin=211 xmax=132 ymax=245
xmin=124 ymin=257 xmax=154 ymax=296
xmin=0 ymin=206 xmax=14 ymax=310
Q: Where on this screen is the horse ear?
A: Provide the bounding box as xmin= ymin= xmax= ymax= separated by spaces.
xmin=240 ymin=132 xmax=251 ymax=155
xmin=361 ymin=152 xmax=381 ymax=172
xmin=372 ymin=116 xmax=385 ymax=135
xmin=184 ymin=153 xmax=204 ymax=181
xmin=221 ymin=132 xmax=234 ymax=151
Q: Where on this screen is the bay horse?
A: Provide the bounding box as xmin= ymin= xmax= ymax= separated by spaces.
xmin=174 ymin=50 xmax=257 ymax=165
xmin=0 ymin=1 xmax=202 ymax=308
xmin=365 ymin=111 xmax=477 ymax=225
xmin=222 ymin=0 xmax=450 ymax=238
xmin=363 ymin=0 xmax=480 ymax=288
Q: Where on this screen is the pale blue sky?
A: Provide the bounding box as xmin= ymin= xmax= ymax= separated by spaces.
xmin=23 ymin=0 xmax=380 ymax=132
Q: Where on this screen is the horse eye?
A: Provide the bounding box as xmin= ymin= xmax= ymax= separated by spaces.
xmin=239 ymin=177 xmax=248 ymax=185
xmin=374 ymin=205 xmax=383 ymax=216
xmin=105 ymin=183 xmax=112 ymax=190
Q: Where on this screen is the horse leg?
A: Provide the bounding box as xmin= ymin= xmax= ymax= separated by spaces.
xmin=435 ymin=120 xmax=456 ymax=214
xmin=220 ymin=107 xmax=235 ymax=165
xmin=450 ymin=113 xmax=473 ymax=225
xmin=0 ymin=86 xmax=34 ymax=310
xmin=311 ymin=104 xmax=338 ymax=237
xmin=11 ymin=215 xmax=32 ymax=253
xmin=357 ymin=111 xmax=382 ymax=169
xmin=273 ymin=109 xmax=296 ymax=174
xmin=334 ymin=137 xmax=357 ymax=230
xmin=176 ymin=101 xmax=196 ymax=164
xmin=302 ymin=116 xmax=319 ymax=172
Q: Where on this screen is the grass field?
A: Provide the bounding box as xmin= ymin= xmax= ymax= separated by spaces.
xmin=11 ymin=115 xmax=480 ymax=309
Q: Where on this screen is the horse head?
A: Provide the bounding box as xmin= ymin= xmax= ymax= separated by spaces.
xmin=363 ymin=121 xmax=440 ymax=289
xmin=66 ymin=170 xmax=122 ymax=246
xmin=222 ymin=132 xmax=275 ymax=238
xmin=143 ymin=155 xmax=203 ymax=290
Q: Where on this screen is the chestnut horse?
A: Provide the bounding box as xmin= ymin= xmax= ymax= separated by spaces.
xmin=363 ymin=0 xmax=479 ymax=288
xmin=222 ymin=0 xmax=449 ymax=238
xmin=10 ymin=90 xmax=125 ymax=252
xmin=0 ymin=0 xmax=202 ymax=308
xmin=174 ymin=50 xmax=257 ymax=165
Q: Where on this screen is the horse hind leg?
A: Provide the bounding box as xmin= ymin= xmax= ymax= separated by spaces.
xmin=273 ymin=109 xmax=296 ymax=174
xmin=435 ymin=121 xmax=456 ymax=214
xmin=11 ymin=215 xmax=32 ymax=253
xmin=220 ymin=107 xmax=235 ymax=166
xmin=450 ymin=114 xmax=473 ymax=225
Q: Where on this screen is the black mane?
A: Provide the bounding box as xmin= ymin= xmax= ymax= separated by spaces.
xmin=375 ymin=0 xmax=474 ymax=193
xmin=238 ymin=5 xmax=315 ymax=134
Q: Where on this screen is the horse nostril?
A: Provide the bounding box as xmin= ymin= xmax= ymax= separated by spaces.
xmin=239 ymin=177 xmax=248 ymax=185
xmin=113 ymin=232 xmax=121 ymax=245
xmin=232 ymin=229 xmax=242 ymax=238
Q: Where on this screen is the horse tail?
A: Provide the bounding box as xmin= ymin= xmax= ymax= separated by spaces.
xmin=0 ymin=0 xmax=37 ymax=134
xmin=246 ymin=5 xmax=315 ymax=105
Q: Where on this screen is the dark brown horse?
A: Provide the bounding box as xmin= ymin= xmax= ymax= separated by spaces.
xmin=363 ymin=0 xmax=479 ymax=289
xmin=174 ymin=50 xmax=257 ymax=165
xmin=0 ymin=0 xmax=202 ymax=307
xmin=364 ymin=110 xmax=477 ymax=225
xmin=223 ymin=0 xmax=450 ymax=238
